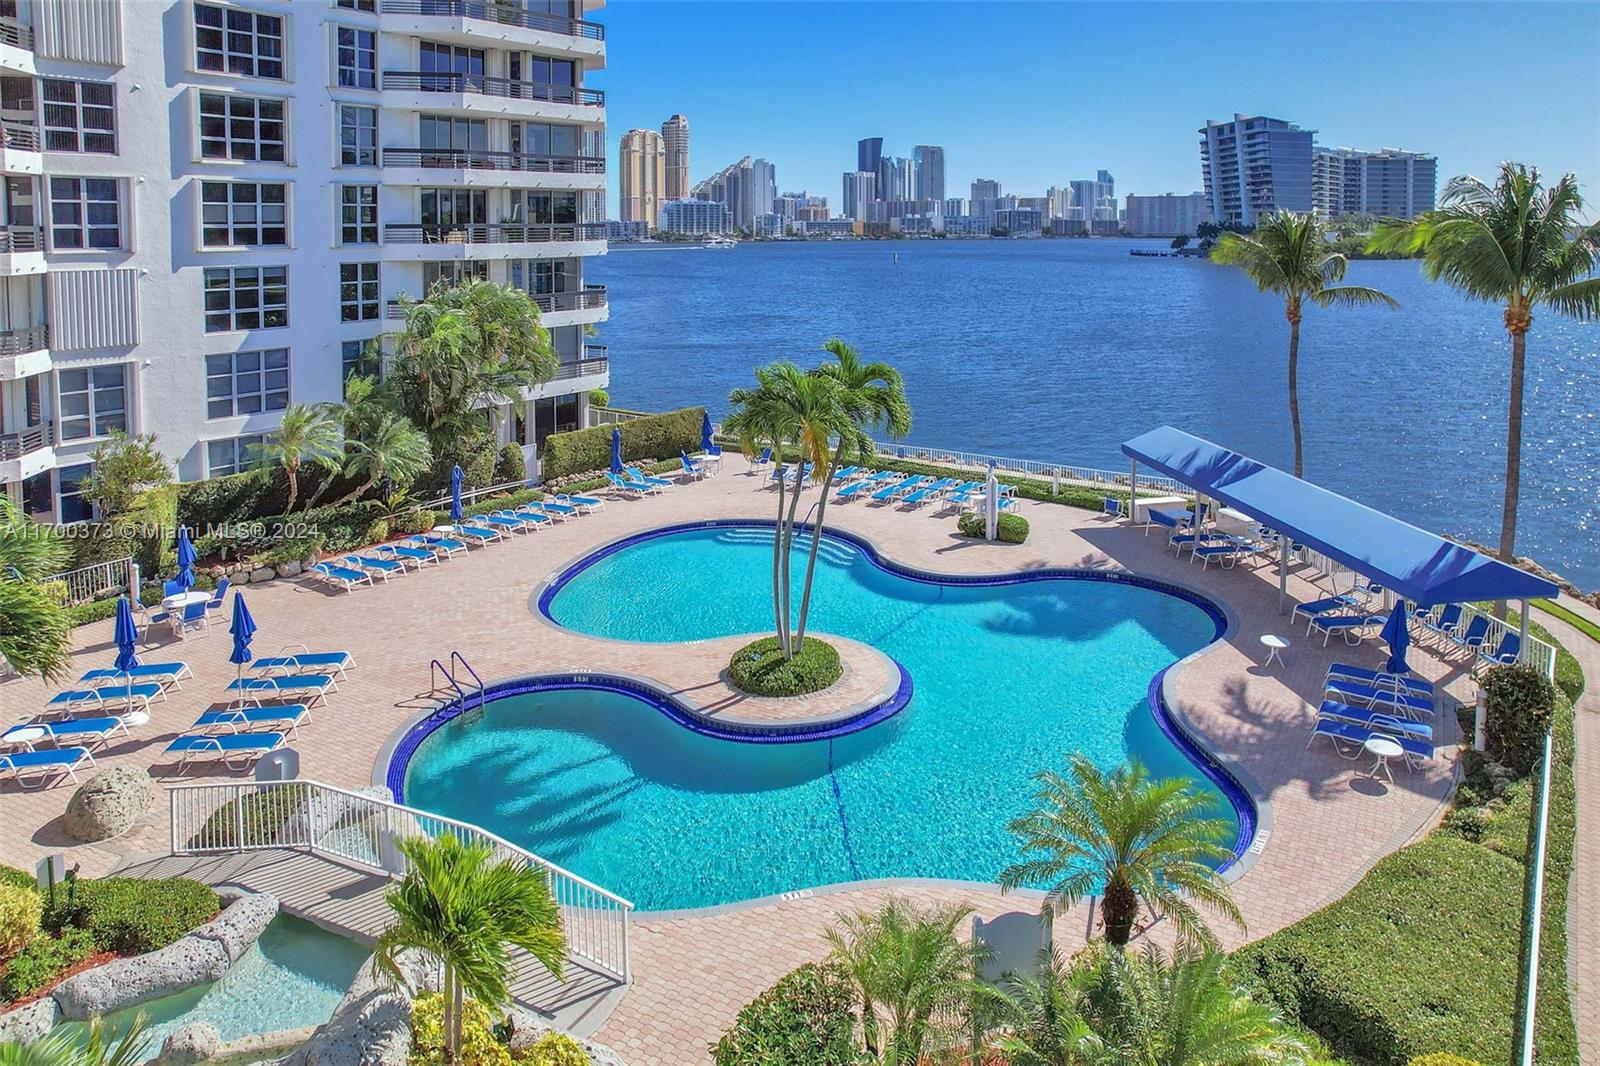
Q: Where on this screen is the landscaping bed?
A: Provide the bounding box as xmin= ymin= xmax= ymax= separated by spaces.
xmin=728 ymin=636 xmax=842 ymax=697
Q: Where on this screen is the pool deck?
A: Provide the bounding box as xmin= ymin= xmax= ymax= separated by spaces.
xmin=0 ymin=469 xmax=1475 ymax=1064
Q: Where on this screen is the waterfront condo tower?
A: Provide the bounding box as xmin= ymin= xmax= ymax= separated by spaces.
xmin=0 ymin=0 xmax=611 ymax=522
xmin=1199 ymin=113 xmax=1315 ymax=227
xmin=619 ymin=127 xmax=664 ymax=232
xmin=1312 ymin=145 xmax=1437 ymax=221
xmin=660 ymin=112 xmax=689 ymax=201
xmin=912 ymin=145 xmax=944 ymax=203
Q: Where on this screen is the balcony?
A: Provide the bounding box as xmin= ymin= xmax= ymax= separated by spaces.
xmin=0 ymin=419 xmax=53 ymax=483
xmin=0 ymin=323 xmax=49 ymax=379
xmin=381 ymin=71 xmax=603 ymax=120
xmin=0 ymin=18 xmax=35 ymax=74
xmin=379 ymin=1 xmax=604 ymax=66
xmin=549 ymin=351 xmax=607 ymax=383
xmin=381 ymin=220 xmax=606 ymax=260
xmin=381 ymin=147 xmax=605 ymax=191
xmin=0 ymin=225 xmax=44 ymax=274
xmin=387 ymin=283 xmax=605 ymax=322
xmin=0 ymin=119 xmax=40 ymax=173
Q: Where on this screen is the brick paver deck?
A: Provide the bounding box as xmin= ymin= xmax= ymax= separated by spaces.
xmin=0 ymin=470 xmax=1475 ymax=1064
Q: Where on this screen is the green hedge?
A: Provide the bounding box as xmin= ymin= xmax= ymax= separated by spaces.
xmin=955 ymin=511 xmax=1030 ymax=543
xmin=0 ymin=926 xmax=94 ymax=1002
xmin=44 ymin=876 xmax=219 ymax=955
xmin=178 ymin=465 xmax=360 ymax=531
xmin=711 ymin=962 xmax=858 ymax=1066
xmin=1480 ymin=664 xmax=1556 ymax=775
xmin=728 ymin=636 xmax=842 ymax=697
xmin=542 ymin=407 xmax=705 ymax=481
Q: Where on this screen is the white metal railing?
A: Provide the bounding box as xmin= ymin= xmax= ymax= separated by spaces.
xmin=586 ymin=406 xmax=649 ymax=427
xmin=168 ymin=779 xmax=632 ymax=983
xmin=1458 ymin=603 xmax=1557 ymax=681
xmin=44 ymin=557 xmax=132 ymax=605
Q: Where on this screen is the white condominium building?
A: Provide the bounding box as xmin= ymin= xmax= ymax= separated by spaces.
xmin=0 ymin=0 xmax=609 ymax=524
xmin=1312 ymin=146 xmax=1436 ymax=221
xmin=1123 ymin=192 xmax=1210 ymax=237
xmin=1199 ymin=113 xmax=1315 ymax=227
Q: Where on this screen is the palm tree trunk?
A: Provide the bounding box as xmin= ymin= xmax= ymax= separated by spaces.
xmin=1100 ymin=876 xmax=1139 ymax=949
xmin=794 ymin=442 xmax=843 ymax=647
xmin=1499 ymin=320 xmax=1529 ymax=562
xmin=771 ymin=465 xmax=789 ymax=655
xmin=284 ymin=463 xmax=299 ymax=514
xmin=779 ymin=469 xmax=807 ymax=659
xmin=1286 ymin=304 xmax=1305 ymax=479
xmin=334 ymin=476 xmax=376 ymax=508
xmin=443 ymin=962 xmax=461 ymax=1065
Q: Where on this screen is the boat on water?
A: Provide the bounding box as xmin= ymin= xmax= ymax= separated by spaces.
xmin=705 ymin=236 xmax=737 ymax=249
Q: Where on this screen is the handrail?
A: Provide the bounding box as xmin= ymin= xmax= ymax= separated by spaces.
xmin=0 ymin=16 xmax=34 ymax=50
xmin=429 ymin=657 xmax=466 ymax=702
xmin=447 ymin=650 xmax=484 ymax=709
xmin=0 ymin=420 xmax=52 ymax=461
xmin=42 ymin=555 xmax=130 ymax=605
xmin=0 ymin=121 xmax=38 ymax=152
xmin=381 ymin=71 xmax=604 ymax=106
xmin=0 ymin=226 xmax=42 ymax=254
xmin=379 ymin=0 xmax=605 ymax=40
xmin=549 ymin=356 xmax=607 ymax=382
xmin=381 ymin=147 xmax=605 ymax=174
xmin=387 ymin=285 xmax=605 ymax=319
xmin=0 ymin=324 xmax=48 ymax=355
xmin=1457 ymin=602 xmax=1557 ymax=681
xmin=383 ymin=221 xmax=606 ymax=245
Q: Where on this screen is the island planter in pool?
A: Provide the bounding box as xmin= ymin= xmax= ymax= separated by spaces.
xmin=385 ymin=520 xmax=1260 ymax=914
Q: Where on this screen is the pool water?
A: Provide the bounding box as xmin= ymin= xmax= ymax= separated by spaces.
xmin=403 ymin=525 xmax=1237 ymax=911
xmin=64 ymin=916 xmax=369 ymax=1051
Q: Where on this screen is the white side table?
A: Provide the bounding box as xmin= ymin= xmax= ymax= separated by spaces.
xmin=1363 ymin=735 xmax=1404 ymax=783
xmin=1260 ymin=634 xmax=1289 ymax=669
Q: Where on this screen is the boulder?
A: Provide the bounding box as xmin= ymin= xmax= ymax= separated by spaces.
xmin=53 ymin=935 xmax=230 ymax=1020
xmin=157 ymin=1023 xmax=221 ymax=1065
xmin=265 ymin=950 xmax=431 ymax=1066
xmin=507 ymin=1010 xmax=628 ymax=1066
xmin=275 ymin=561 xmax=302 ymax=579
xmin=62 ymin=765 xmax=156 ymax=843
xmin=251 ymin=567 xmax=275 ymax=583
xmin=0 ymin=997 xmax=60 ymax=1045
xmin=189 ymin=892 xmax=279 ymax=963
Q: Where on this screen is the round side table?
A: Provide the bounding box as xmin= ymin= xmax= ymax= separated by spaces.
xmin=1363 ymin=735 xmax=1404 ymax=783
xmin=1260 ymin=634 xmax=1290 ymax=668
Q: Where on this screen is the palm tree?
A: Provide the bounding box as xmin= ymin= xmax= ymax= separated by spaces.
xmin=1211 ymin=212 xmax=1398 ymax=477
xmin=987 ymin=948 xmax=1102 ymax=1066
xmin=723 ymin=363 xmax=845 ymax=659
xmin=0 ymin=1014 xmax=150 ymax=1066
xmin=1370 ymin=164 xmax=1600 ymax=561
xmin=825 ymin=898 xmax=981 ymax=1064
xmin=372 ymin=834 xmax=564 ymax=1065
xmin=0 ymin=495 xmax=72 ymax=681
xmin=255 ymin=404 xmax=342 ymax=513
xmin=791 ymin=340 xmax=911 ymax=648
xmin=1081 ymin=944 xmax=1307 ymax=1065
xmin=334 ymin=411 xmax=433 ymax=506
xmin=998 ymin=755 xmax=1242 ymax=951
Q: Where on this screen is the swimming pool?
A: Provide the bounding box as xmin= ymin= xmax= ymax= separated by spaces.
xmin=62 ymin=916 xmax=369 ymax=1051
xmin=398 ymin=522 xmax=1247 ymax=912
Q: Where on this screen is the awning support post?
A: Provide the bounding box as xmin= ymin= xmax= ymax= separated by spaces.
xmin=1519 ymin=600 xmax=1530 ymax=663
xmin=1278 ymin=537 xmax=1289 ymax=614
xmin=1128 ymin=460 xmax=1138 ymax=525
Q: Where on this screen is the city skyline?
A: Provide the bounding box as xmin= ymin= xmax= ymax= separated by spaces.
xmin=595 ymin=1 xmax=1599 ymax=219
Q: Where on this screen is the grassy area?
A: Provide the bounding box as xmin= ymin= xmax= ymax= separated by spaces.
xmin=1533 ymin=597 xmax=1600 ymax=644
xmin=1235 ymin=640 xmax=1582 ymax=1064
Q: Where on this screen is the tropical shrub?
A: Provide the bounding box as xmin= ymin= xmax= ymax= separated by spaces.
xmin=727 ymin=636 xmax=841 ymax=697
xmin=0 ymin=926 xmax=94 ymax=1002
xmin=541 ymin=407 xmax=706 ymax=480
xmin=179 ymin=465 xmax=359 ymax=530
xmin=587 ymin=389 xmax=609 ymax=408
xmin=45 ymin=877 xmax=218 ymax=954
xmin=393 ymin=508 xmax=442 ymax=535
xmin=0 ymin=495 xmax=72 ymax=681
xmin=0 ymin=883 xmax=41 ymax=958
xmin=247 ymin=535 xmax=326 ymax=568
xmin=518 ymin=1032 xmax=590 ymax=1066
xmin=428 ymin=428 xmax=498 ymax=494
xmin=1480 ymin=663 xmax=1556 ymax=775
xmin=81 ymin=431 xmax=173 ymax=517
xmin=956 ymin=511 xmax=1029 ymax=543
xmin=710 ymin=963 xmax=857 ymax=1066
xmin=410 ymin=992 xmax=512 ymax=1066
xmin=494 ymin=443 xmax=527 ymax=485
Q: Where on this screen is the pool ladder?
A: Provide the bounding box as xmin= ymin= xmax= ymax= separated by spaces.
xmin=429 ymin=650 xmax=485 ymax=713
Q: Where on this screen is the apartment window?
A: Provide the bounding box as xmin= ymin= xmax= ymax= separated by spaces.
xmin=423 ymin=260 xmax=486 ymax=292
xmin=41 ymin=80 xmax=116 ymax=154
xmin=57 ymin=463 xmax=94 ymax=524
xmin=339 ymin=105 xmax=376 ymax=166
xmin=339 ymin=185 xmax=378 ymax=244
xmin=207 ymin=434 xmax=267 ymax=477
xmin=205 ymin=348 xmax=288 ymax=417
xmin=194 ymin=4 xmax=284 ymax=79
xmin=339 ymin=262 xmax=379 ymax=321
xmin=335 ymin=0 xmax=376 ymax=11
xmin=421 ymin=188 xmax=487 ymax=227
xmin=420 ymin=114 xmax=486 ymax=153
xmin=341 ymin=338 xmax=380 ymax=393
xmin=203 ymin=266 xmax=288 ymax=332
xmin=509 ymin=121 xmax=578 ymax=158
xmin=57 ymin=365 xmax=127 ymax=441
xmin=201 ymin=181 xmax=287 ymax=247
xmin=48 ymin=177 xmax=121 ymax=250
xmin=335 ymin=27 xmax=375 ymax=89
xmin=198 ymin=92 xmax=286 ymax=162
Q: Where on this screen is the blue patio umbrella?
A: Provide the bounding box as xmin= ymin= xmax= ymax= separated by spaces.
xmin=609 ymin=427 xmax=623 ymax=475
xmin=700 ymin=411 xmax=715 ymax=452
xmin=229 ymin=592 xmax=257 ymax=683
xmin=113 ymin=596 xmax=140 ymax=676
xmin=1380 ymin=600 xmax=1411 ymax=675
xmin=174 ymin=526 xmax=197 ymax=591
xmin=449 ymin=464 xmax=464 ymax=525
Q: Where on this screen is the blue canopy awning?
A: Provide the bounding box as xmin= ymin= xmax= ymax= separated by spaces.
xmin=1121 ymin=426 xmax=1560 ymax=608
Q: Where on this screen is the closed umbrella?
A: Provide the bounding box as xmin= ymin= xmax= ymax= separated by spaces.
xmin=701 ymin=411 xmax=715 ymax=453
xmin=610 ymin=427 xmax=623 ymax=475
xmin=174 ymin=526 xmax=197 ymax=591
xmin=229 ymin=592 xmax=257 ymax=684
xmin=449 ymin=464 xmax=464 ymax=525
xmin=1380 ymin=601 xmax=1411 ymax=675
xmin=113 ymin=595 xmax=139 ymax=713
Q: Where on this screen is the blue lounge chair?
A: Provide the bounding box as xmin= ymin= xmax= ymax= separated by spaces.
xmin=748 ymin=447 xmax=772 ymax=473
xmin=162 ymin=579 xmax=186 ymax=598
xmin=310 ymin=561 xmax=373 ymax=591
xmin=1479 ymin=632 xmax=1522 ymax=670
xmin=605 ymin=471 xmax=655 ymax=497
xmin=1421 ymin=603 xmax=1465 ymax=644
xmin=1323 ymin=678 xmax=1435 ymax=717
xmin=165 ymin=732 xmax=285 ymax=774
xmin=1449 ymin=615 xmax=1492 ymax=656
xmin=2 ymin=717 xmax=128 ymax=751
xmin=0 ymin=747 xmax=95 ymax=789
xmin=409 ymin=534 xmax=467 ymax=558
xmin=837 ymin=471 xmax=894 ymax=501
xmin=872 ymin=475 xmax=926 ymax=503
xmin=554 ymin=493 xmax=604 ymax=513
xmin=1103 ymin=497 xmax=1123 ymax=520
xmin=253 ymin=649 xmax=354 ymax=678
xmin=176 ymin=601 xmax=209 ymax=636
xmin=900 ymin=477 xmax=958 ymax=509
xmin=832 ymin=466 xmax=863 ymax=483
xmin=80 ymin=661 xmax=191 ymax=689
xmin=452 ymin=523 xmax=504 ymax=544
xmin=1316 ymin=700 xmax=1433 ymax=742
xmin=1145 ymin=508 xmax=1190 ymax=541
xmin=374 ymin=543 xmax=438 ymax=568
xmin=228 ymin=674 xmax=336 ymax=706
xmin=1193 ymin=541 xmax=1266 ymax=570
xmin=625 ymin=466 xmax=675 ymax=490
xmin=1291 ymin=595 xmax=1357 ymax=633
xmin=528 ymin=499 xmax=577 ymax=518
xmin=205 ymin=578 xmax=231 ymax=619
xmin=1325 ymin=663 xmax=1434 ymax=698
xmin=940 ymin=483 xmax=980 ymax=513
xmin=193 ymin=704 xmax=310 ymax=737
xmin=1307 ymin=716 xmax=1433 ymax=768
xmin=44 ymin=688 xmax=108 ymax=714
xmin=1310 ymin=613 xmax=1387 ymax=646
xmin=478 ymin=512 xmax=537 ymax=534
xmin=346 ymin=554 xmax=404 ymax=581
xmin=50 ymin=683 xmax=163 ymax=716
xmin=679 ymin=451 xmax=707 ymax=480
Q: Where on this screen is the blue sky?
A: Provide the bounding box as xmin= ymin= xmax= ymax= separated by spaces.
xmin=592 ymin=1 xmax=1600 ymax=216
